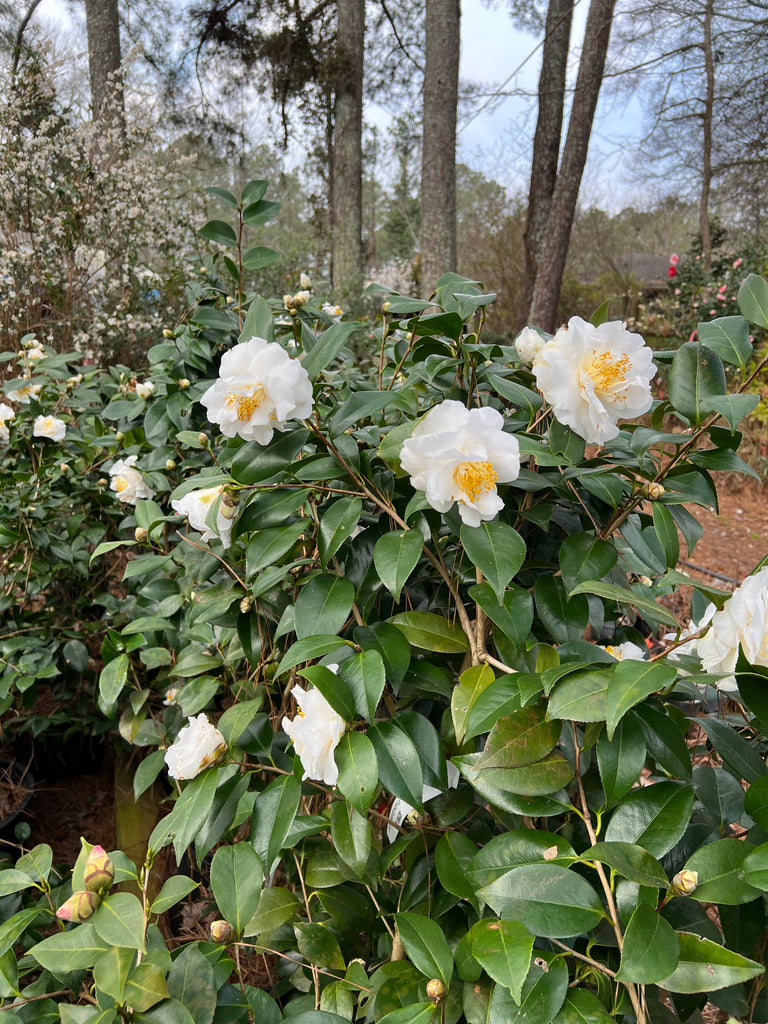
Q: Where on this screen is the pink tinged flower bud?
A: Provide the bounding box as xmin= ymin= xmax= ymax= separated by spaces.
xmin=670 ymin=869 xmax=698 ymax=896
xmin=640 ymin=482 xmax=665 ymax=500
xmin=57 ymin=889 xmax=101 ymax=922
xmin=210 ymin=920 xmax=234 ymax=944
xmin=83 ymin=846 xmax=115 ymax=892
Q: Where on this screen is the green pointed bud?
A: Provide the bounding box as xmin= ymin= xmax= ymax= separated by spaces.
xmin=83 ymin=845 xmax=115 ymax=892
xmin=57 ymin=889 xmax=100 ymax=922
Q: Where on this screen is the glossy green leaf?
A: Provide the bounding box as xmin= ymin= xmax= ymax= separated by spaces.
xmin=617 ymin=903 xmax=679 ymax=984
xmin=294 ymin=576 xmax=355 ymax=640
xmin=0 ymin=870 xmax=37 ymax=897
xmin=276 ymin=634 xmax=352 ymax=677
xmin=294 ymin=922 xmax=346 ymax=970
xmin=479 ymin=864 xmax=604 ymax=938
xmin=552 ymin=990 xmax=615 ymax=1024
xmin=463 ymin=674 xmax=522 ymax=740
xmin=468 ymin=919 xmax=533 ymax=1001
xmin=210 ymin=843 xmax=264 ymax=934
xmin=197 ymin=219 xmax=236 ymax=246
xmin=251 ymin=774 xmax=301 ymax=871
xmin=238 ymin=294 xmax=274 ymax=343
xmin=354 ymin=622 xmax=411 ymax=689
xmin=697 ymin=316 xmax=752 ymax=368
xmin=698 ymin=717 xmax=766 ymax=784
xmin=299 ymin=665 xmax=356 ymax=722
xmin=150 ymin=768 xmax=219 ymax=861
xmin=30 ymin=923 xmax=108 ymax=973
xmin=461 ymin=521 xmax=526 ymax=603
xmin=559 ymin=534 xmax=617 ymax=594
xmin=243 ymin=886 xmax=300 ymax=937
xmin=467 ymin=830 xmax=577 ymax=890
xmin=497 ymin=952 xmax=569 ymax=1024
xmin=395 ymin=912 xmax=454 ymax=987
xmin=123 ymin=963 xmax=170 ymax=1013
xmin=166 ymin=944 xmax=216 ymax=1023
xmin=302 ymin=322 xmax=358 ymax=380
xmin=668 ymin=342 xmax=726 ymax=425
xmin=469 ymin=581 xmax=534 ymax=649
xmin=335 ymin=731 xmax=378 ymax=814
xmin=435 ymin=832 xmax=478 ymax=905
xmin=684 ymin=838 xmax=761 ymax=905
xmin=231 ymin=428 xmax=308 ymax=485
xmin=569 ymin=579 xmax=680 ymax=626
xmin=597 ymin=715 xmax=646 ymax=805
xmin=389 ymin=611 xmax=470 ymax=653
xmin=318 ymin=497 xmax=363 ymax=566
xmin=92 ymin=892 xmax=146 ymax=951
xmin=241 ymin=245 xmax=279 ymax=270
xmin=651 ymin=502 xmax=680 ymax=568
xmin=605 ymin=660 xmax=676 ymax=739
xmin=604 ymin=782 xmax=694 ymax=857
xmin=369 ymin=721 xmax=423 ymax=807
xmin=374 ymin=529 xmax=424 ymax=601
xmin=534 ymin=576 xmax=590 ymax=643
xmin=330 ymin=801 xmax=371 ymax=876
xmin=547 ymin=668 xmax=611 ymax=722
xmin=658 ymin=931 xmax=764 ymax=993
xmin=744 ymin=775 xmax=768 ymax=831
xmin=93 ymin=947 xmax=134 ymax=1004
xmin=99 ymin=653 xmax=129 ymax=709
xmin=476 ymin=706 xmax=560 ymax=769
xmin=584 ymin=842 xmax=668 ymax=888
xmin=472 ymin=751 xmax=574 ymax=796
xmin=245 ymin=521 xmax=306 ymax=576
xmin=377 ymin=1005 xmax=436 ymax=1024
xmin=635 ymin=704 xmax=692 ymax=780
xmin=451 ymin=664 xmax=496 ymax=746
xmin=150 ymin=876 xmax=199 ymax=917
xmin=340 ymin=649 xmax=386 ymax=722
xmin=738 ymin=273 xmax=768 ymax=327
xmin=703 ymin=393 xmax=760 ymax=432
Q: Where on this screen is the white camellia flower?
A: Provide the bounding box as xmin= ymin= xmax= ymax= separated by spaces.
xmin=399 ymin=400 xmax=521 ymax=528
xmin=135 ymin=380 xmax=155 ymax=399
xmin=109 ymin=455 xmax=155 ymax=504
xmin=696 ymin=567 xmax=768 ymax=691
xmin=164 ymin=713 xmax=227 ymax=780
xmin=0 ymin=424 xmax=9 ymax=445
xmin=282 ymin=684 xmax=346 ymax=785
xmin=33 ymin=414 xmax=66 ymax=441
xmin=321 ymin=302 xmax=343 ymax=320
xmin=171 ymin=485 xmax=233 ymax=548
xmin=200 ymin=336 xmax=314 ymax=444
xmin=6 ymin=383 xmax=41 ymax=404
xmin=0 ymin=403 xmax=15 ymax=423
xmin=514 ymin=326 xmax=547 ymax=365
xmin=299 ymin=272 xmax=312 ymax=289
xmin=533 ymin=317 xmax=656 ymax=444
xmin=603 ymin=641 xmax=647 ymax=662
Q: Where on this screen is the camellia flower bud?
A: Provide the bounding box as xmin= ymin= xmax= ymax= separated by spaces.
xmin=134 ymin=527 xmax=148 ymax=543
xmin=178 ymin=378 xmax=191 ymax=390
xmin=198 ymin=432 xmax=209 ymax=447
xmin=97 ymin=478 xmax=108 ymax=488
xmin=115 ymin=431 xmax=124 ymax=442
xmin=670 ymin=869 xmax=698 ymax=896
xmin=220 ymin=492 xmax=239 ymax=519
xmin=57 ymin=889 xmax=100 ymax=922
xmin=165 ymin=459 xmax=176 ymax=471
xmin=239 ymin=595 xmax=253 ymax=614
xmin=210 ymin=920 xmax=234 ymax=944
xmin=163 ymin=328 xmax=174 ymax=338
xmin=83 ymin=845 xmax=115 ymax=892
xmin=640 ymin=482 xmax=665 ymax=500
xmin=426 ymin=979 xmax=446 ymax=1004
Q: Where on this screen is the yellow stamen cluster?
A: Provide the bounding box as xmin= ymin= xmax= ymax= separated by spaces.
xmin=454 ymin=461 xmax=498 ymax=502
xmin=587 ymin=350 xmax=631 ymax=394
xmin=226 ymin=388 xmax=266 ymax=421
xmin=114 ymin=477 xmax=128 ymax=493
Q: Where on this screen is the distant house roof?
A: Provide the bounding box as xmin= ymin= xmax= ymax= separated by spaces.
xmin=616 ymin=253 xmax=670 ymax=290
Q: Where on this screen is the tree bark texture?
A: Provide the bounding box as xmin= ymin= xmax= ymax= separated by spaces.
xmin=519 ymin=0 xmax=573 ymax=327
xmin=528 ymin=0 xmax=617 ymax=332
xmin=699 ymin=0 xmax=714 ymax=270
xmin=84 ymin=0 xmax=125 ymax=126
xmin=331 ymin=0 xmax=365 ymax=307
xmin=420 ymin=0 xmax=460 ymax=294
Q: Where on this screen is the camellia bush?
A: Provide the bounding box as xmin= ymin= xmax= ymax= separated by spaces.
xmin=3 ymin=181 xmax=768 ymax=1024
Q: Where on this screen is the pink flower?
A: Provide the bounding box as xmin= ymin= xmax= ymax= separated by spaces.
xmin=709 ymin=309 xmax=716 ymax=315
xmin=674 ymin=288 xmax=681 ymax=295
xmin=669 ymin=253 xmax=680 ymax=266
xmin=733 ymin=258 xmax=743 ymax=269
xmin=667 ymin=266 xmax=677 ymax=278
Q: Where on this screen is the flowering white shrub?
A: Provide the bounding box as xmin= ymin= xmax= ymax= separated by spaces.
xmin=282 ymin=684 xmax=346 ymax=784
xmin=200 ymin=336 xmax=314 ymax=443
xmin=533 ymin=316 xmax=656 ymax=443
xmin=108 ymin=455 xmax=155 ymax=504
xmin=171 ymin=485 xmax=234 ymax=548
xmin=400 ymin=399 xmax=521 ymax=526
xmin=164 ymin=713 xmax=227 ymax=780
xmin=32 ymin=414 xmax=66 ymax=441
xmin=697 ymin=566 xmax=768 ymax=681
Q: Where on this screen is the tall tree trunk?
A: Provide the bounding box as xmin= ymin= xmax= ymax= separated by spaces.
xmin=699 ymin=0 xmax=714 ymax=270
xmin=84 ymin=0 xmax=124 ymax=127
xmin=529 ymin=0 xmax=616 ymax=332
xmin=331 ymin=0 xmax=365 ymax=307
xmin=519 ymin=0 xmax=573 ymax=328
xmin=420 ymin=0 xmax=460 ymax=294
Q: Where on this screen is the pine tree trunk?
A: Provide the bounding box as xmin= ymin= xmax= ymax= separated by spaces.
xmin=84 ymin=0 xmax=124 ymax=127
xmin=699 ymin=0 xmax=714 ymax=270
xmin=420 ymin=0 xmax=460 ymax=294
xmin=519 ymin=0 xmax=573 ymax=328
xmin=529 ymin=0 xmax=616 ymax=332
xmin=331 ymin=0 xmax=365 ymax=307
